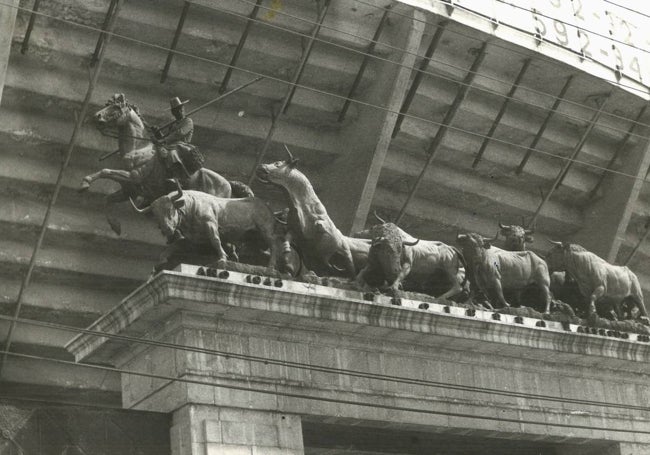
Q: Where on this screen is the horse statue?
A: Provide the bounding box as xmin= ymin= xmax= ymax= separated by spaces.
xmin=79 ymin=93 xmax=253 ymax=235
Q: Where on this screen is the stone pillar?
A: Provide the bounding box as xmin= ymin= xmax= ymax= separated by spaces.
xmin=170 ymin=404 xmax=304 ymax=455
xmin=0 ymin=0 xmax=17 ymax=104
xmin=570 ymin=136 xmax=650 ymax=263
xmin=318 ymin=8 xmax=425 ymax=235
xmin=613 ymin=443 xmax=650 ymax=455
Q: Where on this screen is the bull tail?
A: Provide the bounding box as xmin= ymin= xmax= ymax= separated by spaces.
xmin=452 ymin=245 xmax=469 ymax=287
xmin=229 ymin=180 xmax=255 ymax=198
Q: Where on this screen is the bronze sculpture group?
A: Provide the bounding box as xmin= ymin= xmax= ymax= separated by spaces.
xmin=82 ymin=94 xmax=649 ymax=331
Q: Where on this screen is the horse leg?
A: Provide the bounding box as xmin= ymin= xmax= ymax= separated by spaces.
xmin=79 ymin=168 xmax=135 ymax=192
xmin=105 ymin=188 xmax=128 ymax=235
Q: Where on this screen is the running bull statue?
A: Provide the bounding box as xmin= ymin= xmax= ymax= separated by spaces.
xmin=256 ymin=147 xmax=370 ymax=279
xmin=456 ymin=232 xmax=552 ymax=313
xmin=545 ymin=241 xmax=648 ymax=321
xmin=357 ymin=214 xmax=467 ymax=300
xmin=130 ymin=181 xmax=283 ymax=269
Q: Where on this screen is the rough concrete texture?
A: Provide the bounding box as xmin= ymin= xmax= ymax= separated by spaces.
xmin=0 ymin=400 xmax=170 ymax=454
xmin=3 ymin=0 xmax=650 ymax=448
xmin=171 ymin=405 xmax=304 ymax=455
xmin=67 ymin=272 xmax=650 ymax=454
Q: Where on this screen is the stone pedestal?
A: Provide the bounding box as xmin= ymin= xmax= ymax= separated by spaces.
xmin=66 ymin=265 xmax=650 ymax=454
xmin=170 ymin=405 xmax=303 ymax=455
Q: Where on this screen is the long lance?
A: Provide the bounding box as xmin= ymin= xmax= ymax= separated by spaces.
xmin=99 ymin=76 xmax=264 ymax=161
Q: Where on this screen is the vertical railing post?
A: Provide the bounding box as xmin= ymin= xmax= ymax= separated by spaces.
xmin=219 ymin=0 xmax=263 ymax=94
xmin=160 ymin=1 xmax=191 ymax=83
xmin=516 ymin=75 xmax=573 ymax=174
xmin=90 ymin=0 xmax=118 ymax=66
xmin=396 ymin=42 xmax=488 ymax=224
xmin=391 ymin=22 xmax=447 ymax=138
xmin=528 ymin=95 xmax=609 ymax=227
xmin=337 ymin=4 xmax=392 ymax=122
xmin=472 ymin=58 xmax=530 ymax=168
xmin=20 ymin=0 xmax=41 ymax=54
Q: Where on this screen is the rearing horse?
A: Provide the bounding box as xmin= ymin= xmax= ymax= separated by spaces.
xmin=80 ymin=93 xmax=250 ymax=234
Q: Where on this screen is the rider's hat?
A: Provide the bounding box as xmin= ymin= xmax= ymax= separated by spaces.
xmin=169 ymin=97 xmax=189 ymax=110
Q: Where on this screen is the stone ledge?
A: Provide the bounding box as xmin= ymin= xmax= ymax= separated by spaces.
xmin=65 ymin=265 xmax=650 ymax=371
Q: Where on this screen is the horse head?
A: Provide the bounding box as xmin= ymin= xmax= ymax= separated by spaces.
xmin=94 ymin=93 xmax=142 ymax=130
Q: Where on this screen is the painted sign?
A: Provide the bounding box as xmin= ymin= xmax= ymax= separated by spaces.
xmin=398 ymin=0 xmax=650 ymax=97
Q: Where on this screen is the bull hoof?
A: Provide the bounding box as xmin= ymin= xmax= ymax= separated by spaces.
xmin=107 ymin=217 xmax=122 ymax=236
xmin=78 ymin=180 xmax=91 ymax=192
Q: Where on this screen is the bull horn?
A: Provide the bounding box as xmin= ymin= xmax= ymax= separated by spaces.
xmin=373 ymin=210 xmax=386 ymax=224
xmin=129 ymin=197 xmax=152 ymax=214
xmin=525 ymin=219 xmax=535 ymax=235
xmin=547 ymin=239 xmax=563 ymax=246
xmin=403 ymin=238 xmax=420 ymax=247
xmin=498 ymin=214 xmax=511 ymax=231
xmin=171 ymin=179 xmax=183 ymax=201
xmin=484 ymin=231 xmax=499 ymax=243
xmin=456 ymin=232 xmax=467 ymax=242
xmin=284 ymin=144 xmax=294 ymax=162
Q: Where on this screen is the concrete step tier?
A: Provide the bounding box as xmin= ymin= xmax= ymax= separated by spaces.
xmin=3 ymin=0 xmax=650 ymax=405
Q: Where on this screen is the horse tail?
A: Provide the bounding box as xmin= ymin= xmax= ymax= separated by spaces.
xmin=229 ymin=180 xmax=255 ymax=198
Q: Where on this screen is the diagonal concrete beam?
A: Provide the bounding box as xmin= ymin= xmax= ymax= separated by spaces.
xmin=318 ymin=7 xmax=426 ymax=235
xmin=0 ymin=0 xmax=18 ymax=105
xmin=570 ymin=121 xmax=650 ymax=263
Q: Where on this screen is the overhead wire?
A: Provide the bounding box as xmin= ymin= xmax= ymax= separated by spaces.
xmin=227 ymin=0 xmax=650 ymax=131
xmin=367 ymin=0 xmax=650 ymax=102
xmin=494 ymin=0 xmax=649 ymax=54
xmin=4 ymin=1 xmax=650 ymax=184
xmin=360 ymin=0 xmax=650 ymax=101
xmin=603 ymin=0 xmax=650 ymax=20
xmin=3 ymin=313 xmax=650 ymax=412
xmin=2 ymin=1 xmax=650 ymax=425
xmin=2 ymin=349 xmax=648 ymax=434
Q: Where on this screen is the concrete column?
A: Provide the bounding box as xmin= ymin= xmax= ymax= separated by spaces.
xmin=0 ymin=0 xmax=17 ymax=104
xmin=318 ymin=8 xmax=425 ymax=235
xmin=570 ymin=136 xmax=650 ymax=263
xmin=170 ymin=404 xmax=304 ymax=455
xmin=614 ymin=443 xmax=650 ymax=455
xmin=558 ymin=443 xmax=650 ymax=455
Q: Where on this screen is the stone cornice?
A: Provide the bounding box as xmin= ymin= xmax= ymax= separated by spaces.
xmin=65 ymin=266 xmax=650 ymax=371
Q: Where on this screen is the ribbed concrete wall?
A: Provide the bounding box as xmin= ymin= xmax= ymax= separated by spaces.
xmin=1 ymin=0 xmax=650 ymax=412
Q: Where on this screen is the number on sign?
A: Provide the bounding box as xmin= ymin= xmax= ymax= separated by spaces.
xmin=553 ymin=20 xmax=569 ymax=45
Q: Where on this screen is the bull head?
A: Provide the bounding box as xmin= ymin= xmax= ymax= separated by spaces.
xmin=498 ymin=214 xmax=511 ymax=232
xmin=284 ymin=144 xmax=299 ymax=168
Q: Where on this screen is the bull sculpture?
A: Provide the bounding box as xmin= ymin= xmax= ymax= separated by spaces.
xmin=498 ymin=219 xmax=534 ymax=251
xmin=456 ymin=233 xmax=552 ymax=313
xmin=357 ymin=214 xmax=467 ymax=300
xmin=130 ymin=182 xmax=282 ymax=269
xmin=256 ymin=148 xmax=370 ymax=279
xmin=546 ymin=241 xmax=648 ymax=321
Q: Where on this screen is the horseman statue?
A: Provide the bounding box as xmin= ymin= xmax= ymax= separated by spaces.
xmin=151 ymin=96 xmax=204 ymax=183
xmin=81 ymin=87 xmax=259 ymax=235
